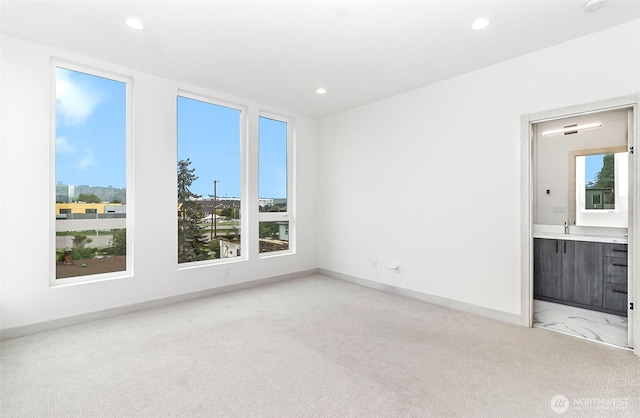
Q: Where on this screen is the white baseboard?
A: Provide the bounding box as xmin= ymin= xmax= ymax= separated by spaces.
xmin=319 ymin=268 xmax=522 ymax=326
xmin=0 ymin=268 xmax=318 ymax=341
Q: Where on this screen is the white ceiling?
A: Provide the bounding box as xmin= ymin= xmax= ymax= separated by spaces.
xmin=2 ymin=1 xmax=639 ymax=118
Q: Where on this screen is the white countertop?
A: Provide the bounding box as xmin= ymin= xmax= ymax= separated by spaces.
xmin=533 ymin=224 xmax=628 ymax=244
xmin=532 ymin=231 xmax=628 ymax=244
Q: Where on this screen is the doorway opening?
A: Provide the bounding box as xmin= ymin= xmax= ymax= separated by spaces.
xmin=521 ymin=97 xmax=638 ymax=353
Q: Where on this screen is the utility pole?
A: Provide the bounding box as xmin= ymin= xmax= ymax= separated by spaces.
xmin=213 ymin=180 xmax=219 ymax=240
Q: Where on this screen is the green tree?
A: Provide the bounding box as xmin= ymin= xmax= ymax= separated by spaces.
xmin=109 ymin=229 xmax=126 ymax=256
xmin=178 ymin=159 xmax=209 ymax=262
xmin=589 ymin=153 xmax=615 ymax=190
xmin=220 ymin=207 xmax=233 ymax=218
xmin=72 ymin=247 xmax=95 ymax=260
xmin=76 ymin=193 xmax=101 ymax=203
xmin=259 ymin=223 xmax=279 ymax=239
xmin=209 ymin=240 xmax=220 ymax=259
xmin=72 ymin=234 xmax=92 ymax=248
xmin=71 ymin=234 xmax=94 ymax=260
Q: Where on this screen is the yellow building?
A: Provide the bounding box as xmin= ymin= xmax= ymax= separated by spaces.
xmin=56 ymin=202 xmax=124 ymax=216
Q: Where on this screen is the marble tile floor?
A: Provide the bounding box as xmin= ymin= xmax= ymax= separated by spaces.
xmin=533 ymin=299 xmax=629 ymax=348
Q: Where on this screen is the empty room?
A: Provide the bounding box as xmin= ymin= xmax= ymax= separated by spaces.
xmin=1 ymin=1 xmax=640 ymax=416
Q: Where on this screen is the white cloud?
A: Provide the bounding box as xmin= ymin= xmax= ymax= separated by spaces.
xmin=55 ymin=136 xmax=76 ymax=154
xmin=77 ymin=148 xmax=95 ymax=170
xmin=56 ymin=69 xmax=103 ymax=126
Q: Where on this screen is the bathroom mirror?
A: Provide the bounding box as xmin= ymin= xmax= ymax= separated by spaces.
xmin=569 ymin=146 xmax=628 ymax=227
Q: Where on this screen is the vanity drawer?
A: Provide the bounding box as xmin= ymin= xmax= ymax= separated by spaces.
xmin=603 ymin=256 xmax=627 ymax=284
xmin=602 ymin=243 xmax=628 ymax=258
xmin=603 ymin=283 xmax=627 ymax=315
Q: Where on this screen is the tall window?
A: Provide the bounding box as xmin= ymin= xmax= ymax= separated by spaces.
xmin=54 ymin=65 xmax=129 ymax=281
xmin=177 ymin=95 xmax=242 ymax=264
xmin=258 ymin=116 xmax=291 ymax=254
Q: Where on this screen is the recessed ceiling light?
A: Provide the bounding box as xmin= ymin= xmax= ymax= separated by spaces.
xmin=316 ymin=88 xmax=327 ymax=95
xmin=471 ymin=18 xmax=490 ymax=31
xmin=584 ymin=0 xmax=607 ymax=12
xmin=125 ymin=18 xmax=144 ymax=30
xmin=336 ymin=7 xmax=349 ymax=17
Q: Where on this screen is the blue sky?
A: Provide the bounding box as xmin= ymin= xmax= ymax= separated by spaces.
xmin=177 ymin=96 xmax=241 ymax=198
xmin=55 ymin=67 xmax=126 ymax=188
xmin=258 ymin=116 xmax=287 ymax=200
xmin=585 ymin=154 xmax=606 ymax=185
xmin=177 ymin=97 xmax=287 ymax=199
xmin=56 ymin=68 xmax=287 ymax=199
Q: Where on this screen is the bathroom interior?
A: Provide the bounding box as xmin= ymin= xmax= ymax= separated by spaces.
xmin=532 ymin=107 xmax=633 ymax=349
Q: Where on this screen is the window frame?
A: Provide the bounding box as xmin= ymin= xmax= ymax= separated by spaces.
xmin=258 ymin=112 xmax=295 ymax=257
xmin=176 ymin=90 xmax=248 ymax=270
xmin=50 ymin=60 xmax=134 ymax=286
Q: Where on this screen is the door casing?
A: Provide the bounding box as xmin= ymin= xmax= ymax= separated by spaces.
xmin=520 ymin=96 xmax=638 ymax=354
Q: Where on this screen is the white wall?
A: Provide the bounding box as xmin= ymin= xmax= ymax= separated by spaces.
xmin=0 ymin=35 xmax=319 ymax=330
xmin=318 ymin=20 xmax=640 ymax=316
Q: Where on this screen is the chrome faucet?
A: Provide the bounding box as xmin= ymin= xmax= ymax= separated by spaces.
xmin=564 ymin=220 xmax=575 ymax=234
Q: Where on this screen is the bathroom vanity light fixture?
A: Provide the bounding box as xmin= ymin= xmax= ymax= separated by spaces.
xmin=542 ymin=122 xmax=602 ymax=136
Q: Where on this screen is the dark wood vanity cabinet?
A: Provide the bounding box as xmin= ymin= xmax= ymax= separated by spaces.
xmin=602 ymin=243 xmax=628 ymax=315
xmin=534 ymin=238 xmax=628 ymax=316
xmin=533 ymin=238 xmax=563 ymax=300
xmin=562 ymin=240 xmax=603 ymax=307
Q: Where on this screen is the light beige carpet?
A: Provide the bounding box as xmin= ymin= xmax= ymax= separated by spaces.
xmin=1 ymin=275 xmax=639 ymax=417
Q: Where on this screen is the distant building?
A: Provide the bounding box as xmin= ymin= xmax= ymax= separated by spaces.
xmin=219 ymin=240 xmax=241 ymax=258
xmin=55 ymin=183 xmax=75 ymax=203
xmin=278 ymin=222 xmax=289 ymax=240
xmin=104 ymin=205 xmax=126 ymax=214
xmin=55 ymin=202 xmax=125 ymax=218
xmin=55 ymin=183 xmax=126 ymax=204
xmin=585 ymin=188 xmax=615 ymax=209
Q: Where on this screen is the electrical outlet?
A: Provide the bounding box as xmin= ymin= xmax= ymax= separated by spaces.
xmin=223 ymin=267 xmax=229 ymax=277
xmin=372 ymin=260 xmax=377 ymax=269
